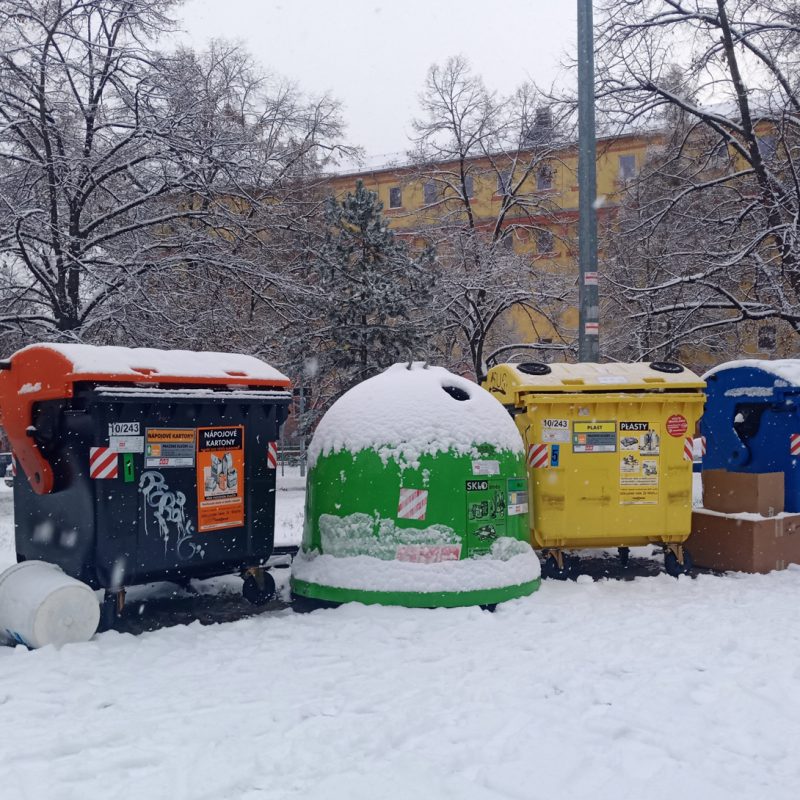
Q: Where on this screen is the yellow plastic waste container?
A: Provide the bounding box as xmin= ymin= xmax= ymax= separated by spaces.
xmin=484 ymin=361 xmax=705 ymax=577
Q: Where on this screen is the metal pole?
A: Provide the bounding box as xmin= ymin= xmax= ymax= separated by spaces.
xmin=577 ymin=0 xmax=600 ymax=361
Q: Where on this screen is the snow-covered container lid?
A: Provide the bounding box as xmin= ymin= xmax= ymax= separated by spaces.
xmin=704 ymin=359 xmax=800 ymax=388
xmin=12 ymin=343 xmax=289 ymax=384
xmin=308 ymin=363 xmax=523 ymax=469
xmin=485 ymin=361 xmax=704 ymax=405
xmin=0 ymin=343 xmax=290 ymax=496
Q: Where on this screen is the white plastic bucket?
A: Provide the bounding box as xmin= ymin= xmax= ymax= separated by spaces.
xmin=0 ymin=561 xmax=99 ymax=648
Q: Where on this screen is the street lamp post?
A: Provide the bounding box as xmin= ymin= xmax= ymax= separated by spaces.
xmin=577 ymin=0 xmax=600 ymax=361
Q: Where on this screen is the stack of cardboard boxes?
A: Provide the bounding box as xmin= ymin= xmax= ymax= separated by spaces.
xmin=688 ymin=470 xmax=800 ymax=572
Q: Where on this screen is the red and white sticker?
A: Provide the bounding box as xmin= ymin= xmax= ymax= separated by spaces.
xmin=791 ymin=434 xmax=800 ymax=457
xmin=527 ymin=443 xmax=549 ymax=469
xmin=397 ymin=488 xmax=428 ymax=520
xmin=666 ymin=414 xmax=688 ymax=437
xmin=683 ymin=437 xmax=694 ymax=462
xmin=699 ymin=436 xmax=707 ymax=457
xmin=267 ymin=441 xmax=278 ymax=469
xmin=396 ymin=544 xmax=461 ymax=563
xmin=89 ymin=447 xmax=118 ymax=479
xmin=10 ymin=453 xmax=16 ymax=477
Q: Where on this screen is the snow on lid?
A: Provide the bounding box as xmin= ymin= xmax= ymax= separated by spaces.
xmin=21 ymin=343 xmax=289 ymax=383
xmin=308 ymin=363 xmax=524 ymax=469
xmin=704 ymin=359 xmax=800 ymax=387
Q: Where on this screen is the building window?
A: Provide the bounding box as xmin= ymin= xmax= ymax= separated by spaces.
xmin=497 ymin=170 xmax=512 ymax=195
xmin=463 ymin=174 xmax=474 ymax=198
xmin=757 ymin=134 xmax=777 ymax=159
xmin=423 ymin=181 xmax=437 ymax=205
xmin=618 ymin=154 xmax=636 ymax=180
xmin=536 ymin=229 xmax=554 ymax=254
xmin=758 ymin=325 xmax=776 ymax=351
xmin=710 ymin=138 xmax=728 ymax=163
xmin=537 ymin=164 xmax=553 ymax=190
xmin=389 ymin=186 xmax=402 ymax=208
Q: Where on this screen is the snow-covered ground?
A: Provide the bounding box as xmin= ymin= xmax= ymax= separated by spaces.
xmin=2 ymin=474 xmax=800 ymax=799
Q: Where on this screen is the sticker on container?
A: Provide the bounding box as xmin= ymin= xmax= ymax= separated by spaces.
xmin=145 ymin=428 xmax=196 ymax=468
xmin=109 ymin=435 xmax=144 ymax=453
xmin=267 ymin=441 xmax=278 ymax=469
xmin=573 ymin=421 xmax=617 ymax=453
xmin=466 ymin=479 xmax=489 ymax=492
xmin=396 ymin=544 xmax=461 ymax=563
xmin=109 ymin=421 xmax=140 ymax=437
xmin=89 ymin=447 xmax=118 ymax=479
xmin=122 ymin=453 xmax=135 ymax=483
xmin=466 ymin=479 xmax=507 ymax=548
xmin=541 ymin=418 xmax=569 ymax=443
xmin=619 ymin=422 xmax=660 ymax=505
xmin=666 ymin=414 xmax=688 ymax=437
xmin=527 ymin=443 xmax=549 ymax=468
xmin=398 ymin=488 xmax=428 ymax=520
xmin=472 ymin=459 xmax=500 ymax=476
xmin=507 ymin=479 xmax=529 ymax=516
xmin=597 ymin=375 xmax=626 ymax=384
xmin=196 ymin=426 xmax=245 ymax=532
xmin=791 ymin=433 xmax=800 ymax=457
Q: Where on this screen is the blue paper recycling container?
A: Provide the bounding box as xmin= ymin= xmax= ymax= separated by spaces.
xmin=702 ymin=360 xmax=800 ymax=512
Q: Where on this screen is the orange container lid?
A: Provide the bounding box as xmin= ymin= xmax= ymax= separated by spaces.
xmin=0 ymin=343 xmax=291 ymax=495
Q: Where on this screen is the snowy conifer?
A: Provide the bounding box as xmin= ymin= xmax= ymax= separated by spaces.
xmin=299 ymin=180 xmax=433 ymax=403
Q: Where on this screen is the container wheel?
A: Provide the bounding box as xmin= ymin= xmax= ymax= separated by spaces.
xmin=99 ymin=589 xmax=124 ymax=632
xmin=618 ymin=547 xmax=630 ymax=567
xmin=664 ymin=547 xmax=693 ymax=577
xmin=542 ymin=554 xmax=571 ymax=581
xmin=242 ymin=570 xmax=276 ymax=605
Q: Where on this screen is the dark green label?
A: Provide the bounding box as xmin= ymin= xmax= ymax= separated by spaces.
xmin=466 ymin=478 xmax=507 ymax=554
xmin=123 ymin=452 xmax=135 ymax=483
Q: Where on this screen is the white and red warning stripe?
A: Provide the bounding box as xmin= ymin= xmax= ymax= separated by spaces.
xmin=397 ymin=488 xmax=428 ymax=520
xmin=791 ymin=433 xmax=800 ymax=457
xmin=267 ymin=441 xmax=278 ymax=469
xmin=10 ymin=453 xmax=16 ymax=477
xmin=699 ymin=436 xmax=707 ymax=457
xmin=683 ymin=437 xmax=694 ymax=462
xmin=89 ymin=446 xmax=118 ymax=479
xmin=527 ymin=443 xmax=549 ymax=469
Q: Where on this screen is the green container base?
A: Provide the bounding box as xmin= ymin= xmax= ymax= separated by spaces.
xmin=290 ymin=576 xmax=541 ymax=609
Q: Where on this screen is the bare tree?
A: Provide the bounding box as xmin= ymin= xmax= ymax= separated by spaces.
xmin=595 ymin=0 xmax=800 ymax=358
xmin=431 ymin=232 xmax=571 ymax=380
xmin=0 ymin=1 xmax=346 ymax=350
xmin=408 ymin=56 xmax=576 ymax=378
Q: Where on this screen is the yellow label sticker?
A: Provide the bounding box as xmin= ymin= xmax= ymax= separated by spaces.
xmin=574 ymin=421 xmax=616 ymax=434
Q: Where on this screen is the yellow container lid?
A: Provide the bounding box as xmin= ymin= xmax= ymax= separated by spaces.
xmin=485 ymin=361 xmax=706 ymax=406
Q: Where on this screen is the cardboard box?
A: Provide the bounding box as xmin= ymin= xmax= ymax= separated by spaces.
xmin=687 ymin=509 xmax=800 ymax=573
xmin=701 ymin=470 xmax=784 ymax=516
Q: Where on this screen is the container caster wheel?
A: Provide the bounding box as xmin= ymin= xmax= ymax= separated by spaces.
xmin=99 ymin=589 xmax=125 ymax=631
xmin=542 ymin=553 xmax=571 ymax=581
xmin=618 ymin=547 xmax=630 ymax=567
xmin=664 ymin=547 xmax=693 ymax=577
xmin=242 ymin=570 xmax=276 ymax=605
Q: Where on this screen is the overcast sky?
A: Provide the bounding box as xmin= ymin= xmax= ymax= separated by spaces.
xmin=177 ymin=0 xmax=577 ymax=162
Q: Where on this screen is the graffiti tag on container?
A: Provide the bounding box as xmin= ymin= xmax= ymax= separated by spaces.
xmin=139 ymin=470 xmax=204 ymax=560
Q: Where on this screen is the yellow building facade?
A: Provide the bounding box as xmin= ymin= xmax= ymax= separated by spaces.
xmin=324 ymin=132 xmax=657 ymax=361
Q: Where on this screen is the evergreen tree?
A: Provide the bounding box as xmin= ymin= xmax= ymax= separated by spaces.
xmin=302 ymin=180 xmax=433 ymax=403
